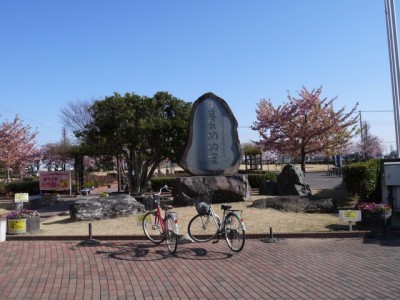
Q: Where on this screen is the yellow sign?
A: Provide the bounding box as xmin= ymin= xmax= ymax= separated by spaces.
xmin=8 ymin=219 xmax=27 ymax=234
xmin=15 ymin=193 xmax=29 ymax=202
xmin=339 ymin=210 xmax=361 ymax=222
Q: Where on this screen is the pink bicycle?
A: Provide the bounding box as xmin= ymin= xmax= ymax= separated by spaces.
xmin=141 ymin=185 xmax=178 ymax=254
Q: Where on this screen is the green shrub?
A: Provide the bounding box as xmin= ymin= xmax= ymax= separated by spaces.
xmin=0 ymin=182 xmax=5 ymax=195
xmin=5 ymin=180 xmax=40 ymax=195
xmin=85 ymin=174 xmax=108 ymax=186
xmin=242 ymin=144 xmax=262 ymax=155
xmin=247 ymin=172 xmax=277 ymax=188
xmin=238 ymin=170 xmax=275 ymax=174
xmin=342 ymin=159 xmax=381 ymax=201
xmin=82 ymin=181 xmax=96 ymax=188
xmin=150 ymin=177 xmax=176 ymax=191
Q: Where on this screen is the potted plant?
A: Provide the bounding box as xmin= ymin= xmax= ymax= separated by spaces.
xmin=355 ymin=202 xmax=392 ymax=228
xmin=6 ymin=209 xmax=40 ymax=234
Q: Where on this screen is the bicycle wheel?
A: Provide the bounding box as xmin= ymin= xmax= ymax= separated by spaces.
xmin=165 ymin=215 xmax=178 ymax=254
xmin=188 ymin=213 xmax=220 ymax=242
xmin=142 ymin=211 xmax=166 ymax=244
xmin=224 ymin=212 xmax=245 ymax=252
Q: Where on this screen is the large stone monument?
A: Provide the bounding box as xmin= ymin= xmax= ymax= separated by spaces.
xmin=179 ymin=92 xmax=242 ymax=176
xmin=174 ymin=92 xmax=249 ymax=205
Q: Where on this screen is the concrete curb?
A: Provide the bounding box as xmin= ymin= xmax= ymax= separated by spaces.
xmin=5 ymin=230 xmax=400 ymax=241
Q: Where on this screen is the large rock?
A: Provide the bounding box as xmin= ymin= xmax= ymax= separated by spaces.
xmin=172 ymin=175 xmax=250 ymax=206
xmin=69 ymin=194 xmax=145 ymax=221
xmin=259 ymin=180 xmax=279 ymax=196
xmin=277 ymin=164 xmax=311 ymax=197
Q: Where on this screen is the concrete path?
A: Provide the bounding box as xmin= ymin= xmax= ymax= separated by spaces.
xmin=0 ymin=237 xmax=399 ymax=299
xmin=304 ymin=172 xmax=345 ymax=190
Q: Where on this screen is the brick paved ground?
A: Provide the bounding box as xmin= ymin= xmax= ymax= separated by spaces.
xmin=0 ymin=237 xmax=400 ymax=299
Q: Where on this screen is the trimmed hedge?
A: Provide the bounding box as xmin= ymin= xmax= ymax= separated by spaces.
xmin=150 ymin=177 xmax=176 ymax=191
xmin=242 ymin=145 xmax=262 ymax=155
xmin=4 ymin=180 xmax=40 ymax=195
xmin=0 ymin=182 xmax=5 ymax=194
xmin=342 ymin=159 xmax=381 ymax=201
xmin=247 ymin=172 xmax=277 ymax=188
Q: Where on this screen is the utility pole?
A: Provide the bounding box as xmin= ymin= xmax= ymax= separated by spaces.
xmin=359 ymin=110 xmax=363 ymax=143
xmin=385 ymin=0 xmax=400 ymax=157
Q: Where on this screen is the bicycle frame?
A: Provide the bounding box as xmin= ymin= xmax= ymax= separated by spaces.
xmin=202 ymin=205 xmax=224 ymax=232
xmin=153 ymin=203 xmax=166 ymax=232
xmin=150 ymin=189 xmax=172 ymax=233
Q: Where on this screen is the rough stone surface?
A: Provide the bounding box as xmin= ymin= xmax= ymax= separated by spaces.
xmin=178 ymin=92 xmax=242 ymax=176
xmin=277 ymin=164 xmax=311 ymax=197
xmin=252 ymin=196 xmax=335 ymax=213
xmin=259 ymin=180 xmax=279 ymax=196
xmin=41 ymin=194 xmax=61 ymax=205
xmin=69 ymin=194 xmax=145 ymax=221
xmin=172 ymin=175 xmax=250 ymax=206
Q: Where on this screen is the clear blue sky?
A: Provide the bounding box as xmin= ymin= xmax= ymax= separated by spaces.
xmin=0 ymin=0 xmax=397 ymax=154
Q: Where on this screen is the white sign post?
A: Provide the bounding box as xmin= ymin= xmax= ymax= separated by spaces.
xmin=14 ymin=193 xmax=29 ymax=210
xmin=339 ymin=210 xmax=361 ymax=231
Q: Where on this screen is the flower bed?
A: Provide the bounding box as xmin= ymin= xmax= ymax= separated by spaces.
xmin=6 ymin=209 xmax=40 ymax=219
xmin=355 ymin=202 xmax=392 ymax=212
xmin=6 ymin=209 xmax=40 ymax=234
xmin=355 ymin=202 xmax=392 ymax=229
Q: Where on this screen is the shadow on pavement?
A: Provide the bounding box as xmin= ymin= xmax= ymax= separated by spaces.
xmin=363 ymin=235 xmax=400 ymax=247
xmin=82 ymin=241 xmax=233 ymax=261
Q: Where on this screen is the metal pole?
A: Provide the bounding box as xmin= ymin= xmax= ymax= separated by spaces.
xmin=390 ymin=0 xmax=400 ymax=158
xmin=359 ymin=110 xmax=363 ymax=143
xmin=385 ymin=0 xmax=400 ymax=157
xmin=89 ymin=223 xmax=92 ymax=240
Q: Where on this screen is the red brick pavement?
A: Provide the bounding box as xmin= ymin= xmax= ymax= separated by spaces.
xmin=0 ymin=237 xmax=400 ymax=299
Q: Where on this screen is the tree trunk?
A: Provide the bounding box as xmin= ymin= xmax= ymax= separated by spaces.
xmin=126 ymin=161 xmax=150 ymax=196
xmin=74 ymin=154 xmax=84 ymax=194
xmin=124 ymin=149 xmax=143 ymax=196
xmin=300 ymin=147 xmax=306 ymax=173
xmin=123 ymin=148 xmax=164 ymax=196
xmin=125 ymin=153 xmax=136 ymax=196
xmin=116 ymin=156 xmax=122 ymax=192
xmin=6 ymin=168 xmax=10 ymax=183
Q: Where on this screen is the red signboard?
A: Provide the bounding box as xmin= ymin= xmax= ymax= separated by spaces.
xmin=39 ymin=171 xmax=71 ymax=191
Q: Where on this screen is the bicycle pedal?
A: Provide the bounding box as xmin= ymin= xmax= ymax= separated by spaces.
xmin=212 ymin=240 xmax=219 ymax=244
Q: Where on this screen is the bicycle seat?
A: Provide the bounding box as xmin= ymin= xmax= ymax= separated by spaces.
xmin=162 ymin=205 xmax=173 ymax=211
xmin=221 ymin=204 xmax=232 ymax=210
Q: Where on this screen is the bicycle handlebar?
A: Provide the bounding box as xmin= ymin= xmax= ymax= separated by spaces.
xmin=154 ymin=185 xmax=171 ymax=196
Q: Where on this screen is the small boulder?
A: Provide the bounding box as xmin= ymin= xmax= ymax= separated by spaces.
xmin=277 ymin=164 xmax=311 ymax=197
xmin=69 ymin=194 xmax=145 ymax=221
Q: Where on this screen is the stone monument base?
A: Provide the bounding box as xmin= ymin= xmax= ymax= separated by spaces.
xmin=172 ymin=175 xmax=250 ymax=206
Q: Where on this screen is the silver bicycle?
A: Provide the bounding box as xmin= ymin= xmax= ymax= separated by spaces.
xmin=187 ymin=200 xmax=246 ymax=252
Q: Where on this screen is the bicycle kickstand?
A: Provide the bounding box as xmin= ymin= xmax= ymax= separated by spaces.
xmin=212 ymin=232 xmax=221 ymax=244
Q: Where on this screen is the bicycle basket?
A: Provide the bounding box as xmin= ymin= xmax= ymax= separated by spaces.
xmin=195 ymin=201 xmax=210 ymax=215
